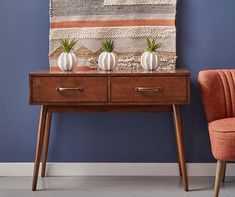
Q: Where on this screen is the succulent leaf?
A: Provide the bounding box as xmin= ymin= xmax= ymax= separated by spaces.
xmin=60 ymin=38 xmax=78 ymax=53
xmin=101 ymin=39 xmax=115 ymax=53
xmin=145 ymin=38 xmax=162 ymax=53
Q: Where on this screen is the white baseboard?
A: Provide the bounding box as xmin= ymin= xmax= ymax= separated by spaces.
xmin=1 ymin=163 xmax=235 ymax=177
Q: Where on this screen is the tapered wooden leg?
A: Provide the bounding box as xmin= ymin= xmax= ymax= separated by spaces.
xmin=214 ymin=160 xmax=226 ymax=197
xmin=172 ymin=112 xmax=182 ymax=177
xmin=172 ymin=105 xmax=189 ymax=191
xmin=177 ymin=154 xmax=183 ymax=177
xmin=41 ymin=112 xmax=52 ymax=177
xmin=32 ymin=106 xmax=47 ymax=191
xmin=222 ymin=162 xmax=227 ymax=183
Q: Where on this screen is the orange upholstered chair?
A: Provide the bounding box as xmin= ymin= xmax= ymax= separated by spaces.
xmin=198 ymin=69 xmax=235 ymax=197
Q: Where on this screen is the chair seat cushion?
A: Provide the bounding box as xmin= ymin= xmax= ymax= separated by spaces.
xmin=209 ymin=118 xmax=235 ymax=161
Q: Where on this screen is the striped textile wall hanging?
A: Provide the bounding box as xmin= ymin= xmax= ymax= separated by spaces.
xmin=103 ymin=0 xmax=177 ymax=5
xmin=50 ymin=0 xmax=177 ymax=70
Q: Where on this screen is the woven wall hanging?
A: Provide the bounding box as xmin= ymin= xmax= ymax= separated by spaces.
xmin=50 ymin=0 xmax=177 ymax=70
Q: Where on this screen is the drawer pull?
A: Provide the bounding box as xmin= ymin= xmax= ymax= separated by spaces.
xmin=135 ymin=87 xmax=162 ymax=92
xmin=57 ymin=87 xmax=84 ymax=92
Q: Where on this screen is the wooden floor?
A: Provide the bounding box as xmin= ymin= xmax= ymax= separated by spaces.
xmin=0 ymin=176 xmax=235 ymax=197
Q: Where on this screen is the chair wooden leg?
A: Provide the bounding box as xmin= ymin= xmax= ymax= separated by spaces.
xmin=214 ymin=160 xmax=226 ymax=197
xmin=32 ymin=106 xmax=47 ymax=191
xmin=172 ymin=105 xmax=189 ymax=191
xmin=222 ymin=162 xmax=227 ymax=183
xmin=41 ymin=112 xmax=52 ymax=177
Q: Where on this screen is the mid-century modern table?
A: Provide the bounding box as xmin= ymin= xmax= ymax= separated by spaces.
xmin=29 ymin=67 xmax=190 ymax=191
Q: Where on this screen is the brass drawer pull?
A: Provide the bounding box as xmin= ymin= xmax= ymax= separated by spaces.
xmin=135 ymin=87 xmax=162 ymax=92
xmin=57 ymin=87 xmax=84 ymax=92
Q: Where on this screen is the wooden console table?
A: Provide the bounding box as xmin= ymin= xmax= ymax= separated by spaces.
xmin=29 ymin=68 xmax=190 ymax=191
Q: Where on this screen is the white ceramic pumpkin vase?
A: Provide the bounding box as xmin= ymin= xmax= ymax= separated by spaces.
xmin=57 ymin=52 xmax=77 ymax=72
xmin=141 ymin=52 xmax=159 ymax=71
xmin=98 ymin=52 xmax=118 ymax=71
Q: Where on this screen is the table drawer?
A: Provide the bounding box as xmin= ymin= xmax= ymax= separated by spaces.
xmin=111 ymin=76 xmax=189 ymax=103
xmin=31 ymin=77 xmax=108 ymax=103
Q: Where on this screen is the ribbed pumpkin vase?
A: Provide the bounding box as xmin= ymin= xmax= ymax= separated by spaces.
xmin=98 ymin=52 xmax=118 ymax=71
xmin=57 ymin=52 xmax=77 ymax=71
xmin=141 ymin=52 xmax=159 ymax=71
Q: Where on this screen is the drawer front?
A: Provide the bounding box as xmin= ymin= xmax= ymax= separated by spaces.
xmin=111 ymin=76 xmax=189 ymax=103
xmin=31 ymin=77 xmax=108 ymax=103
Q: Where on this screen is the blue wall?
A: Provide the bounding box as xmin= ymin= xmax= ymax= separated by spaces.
xmin=0 ymin=0 xmax=235 ymax=162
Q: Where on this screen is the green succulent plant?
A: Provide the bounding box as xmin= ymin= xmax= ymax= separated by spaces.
xmin=101 ymin=39 xmax=115 ymax=53
xmin=60 ymin=38 xmax=78 ymax=53
xmin=146 ymin=38 xmax=162 ymax=53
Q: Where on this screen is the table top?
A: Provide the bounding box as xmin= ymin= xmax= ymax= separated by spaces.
xmin=30 ymin=66 xmax=190 ymax=77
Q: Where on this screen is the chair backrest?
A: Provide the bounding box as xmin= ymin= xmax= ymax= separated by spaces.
xmin=198 ymin=69 xmax=235 ymax=123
